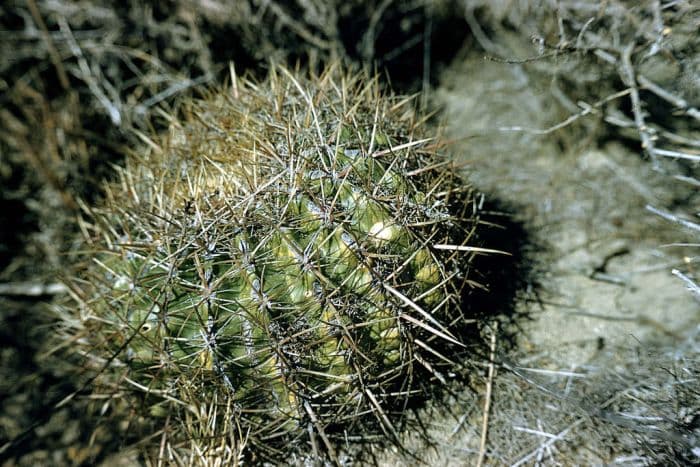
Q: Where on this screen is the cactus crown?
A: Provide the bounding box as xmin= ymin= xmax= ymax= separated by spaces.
xmin=62 ymin=64 xmax=481 ymax=463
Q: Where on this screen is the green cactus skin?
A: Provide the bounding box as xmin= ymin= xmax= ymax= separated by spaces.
xmin=64 ymin=65 xmax=480 ymax=463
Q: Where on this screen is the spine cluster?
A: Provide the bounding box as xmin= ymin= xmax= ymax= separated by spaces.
xmin=63 ymin=65 xmax=480 ymax=463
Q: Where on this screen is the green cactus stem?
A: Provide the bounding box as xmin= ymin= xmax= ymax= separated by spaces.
xmin=60 ymin=65 xmax=482 ymax=463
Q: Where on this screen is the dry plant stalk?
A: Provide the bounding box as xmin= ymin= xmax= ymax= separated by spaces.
xmin=56 ymin=64 xmax=483 ymax=464
xmin=476 ymin=0 xmax=699 ymax=297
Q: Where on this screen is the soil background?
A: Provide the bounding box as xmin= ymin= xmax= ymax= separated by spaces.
xmin=374 ymin=36 xmax=699 ymax=465
xmin=0 ymin=1 xmax=698 ymax=466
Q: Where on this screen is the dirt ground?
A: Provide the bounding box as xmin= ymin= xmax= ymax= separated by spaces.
xmin=371 ymin=40 xmax=699 ymax=466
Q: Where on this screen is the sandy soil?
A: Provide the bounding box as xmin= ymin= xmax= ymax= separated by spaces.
xmin=373 ymin=44 xmax=699 ymax=466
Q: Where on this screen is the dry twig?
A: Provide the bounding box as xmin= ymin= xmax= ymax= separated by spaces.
xmin=476 ymin=322 xmax=498 ymax=467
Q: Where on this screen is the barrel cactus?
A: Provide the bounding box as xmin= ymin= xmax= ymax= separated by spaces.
xmin=60 ymin=65 xmax=482 ymax=464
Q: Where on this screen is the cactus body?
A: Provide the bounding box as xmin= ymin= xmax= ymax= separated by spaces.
xmin=65 ymin=66 xmax=479 ymax=462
